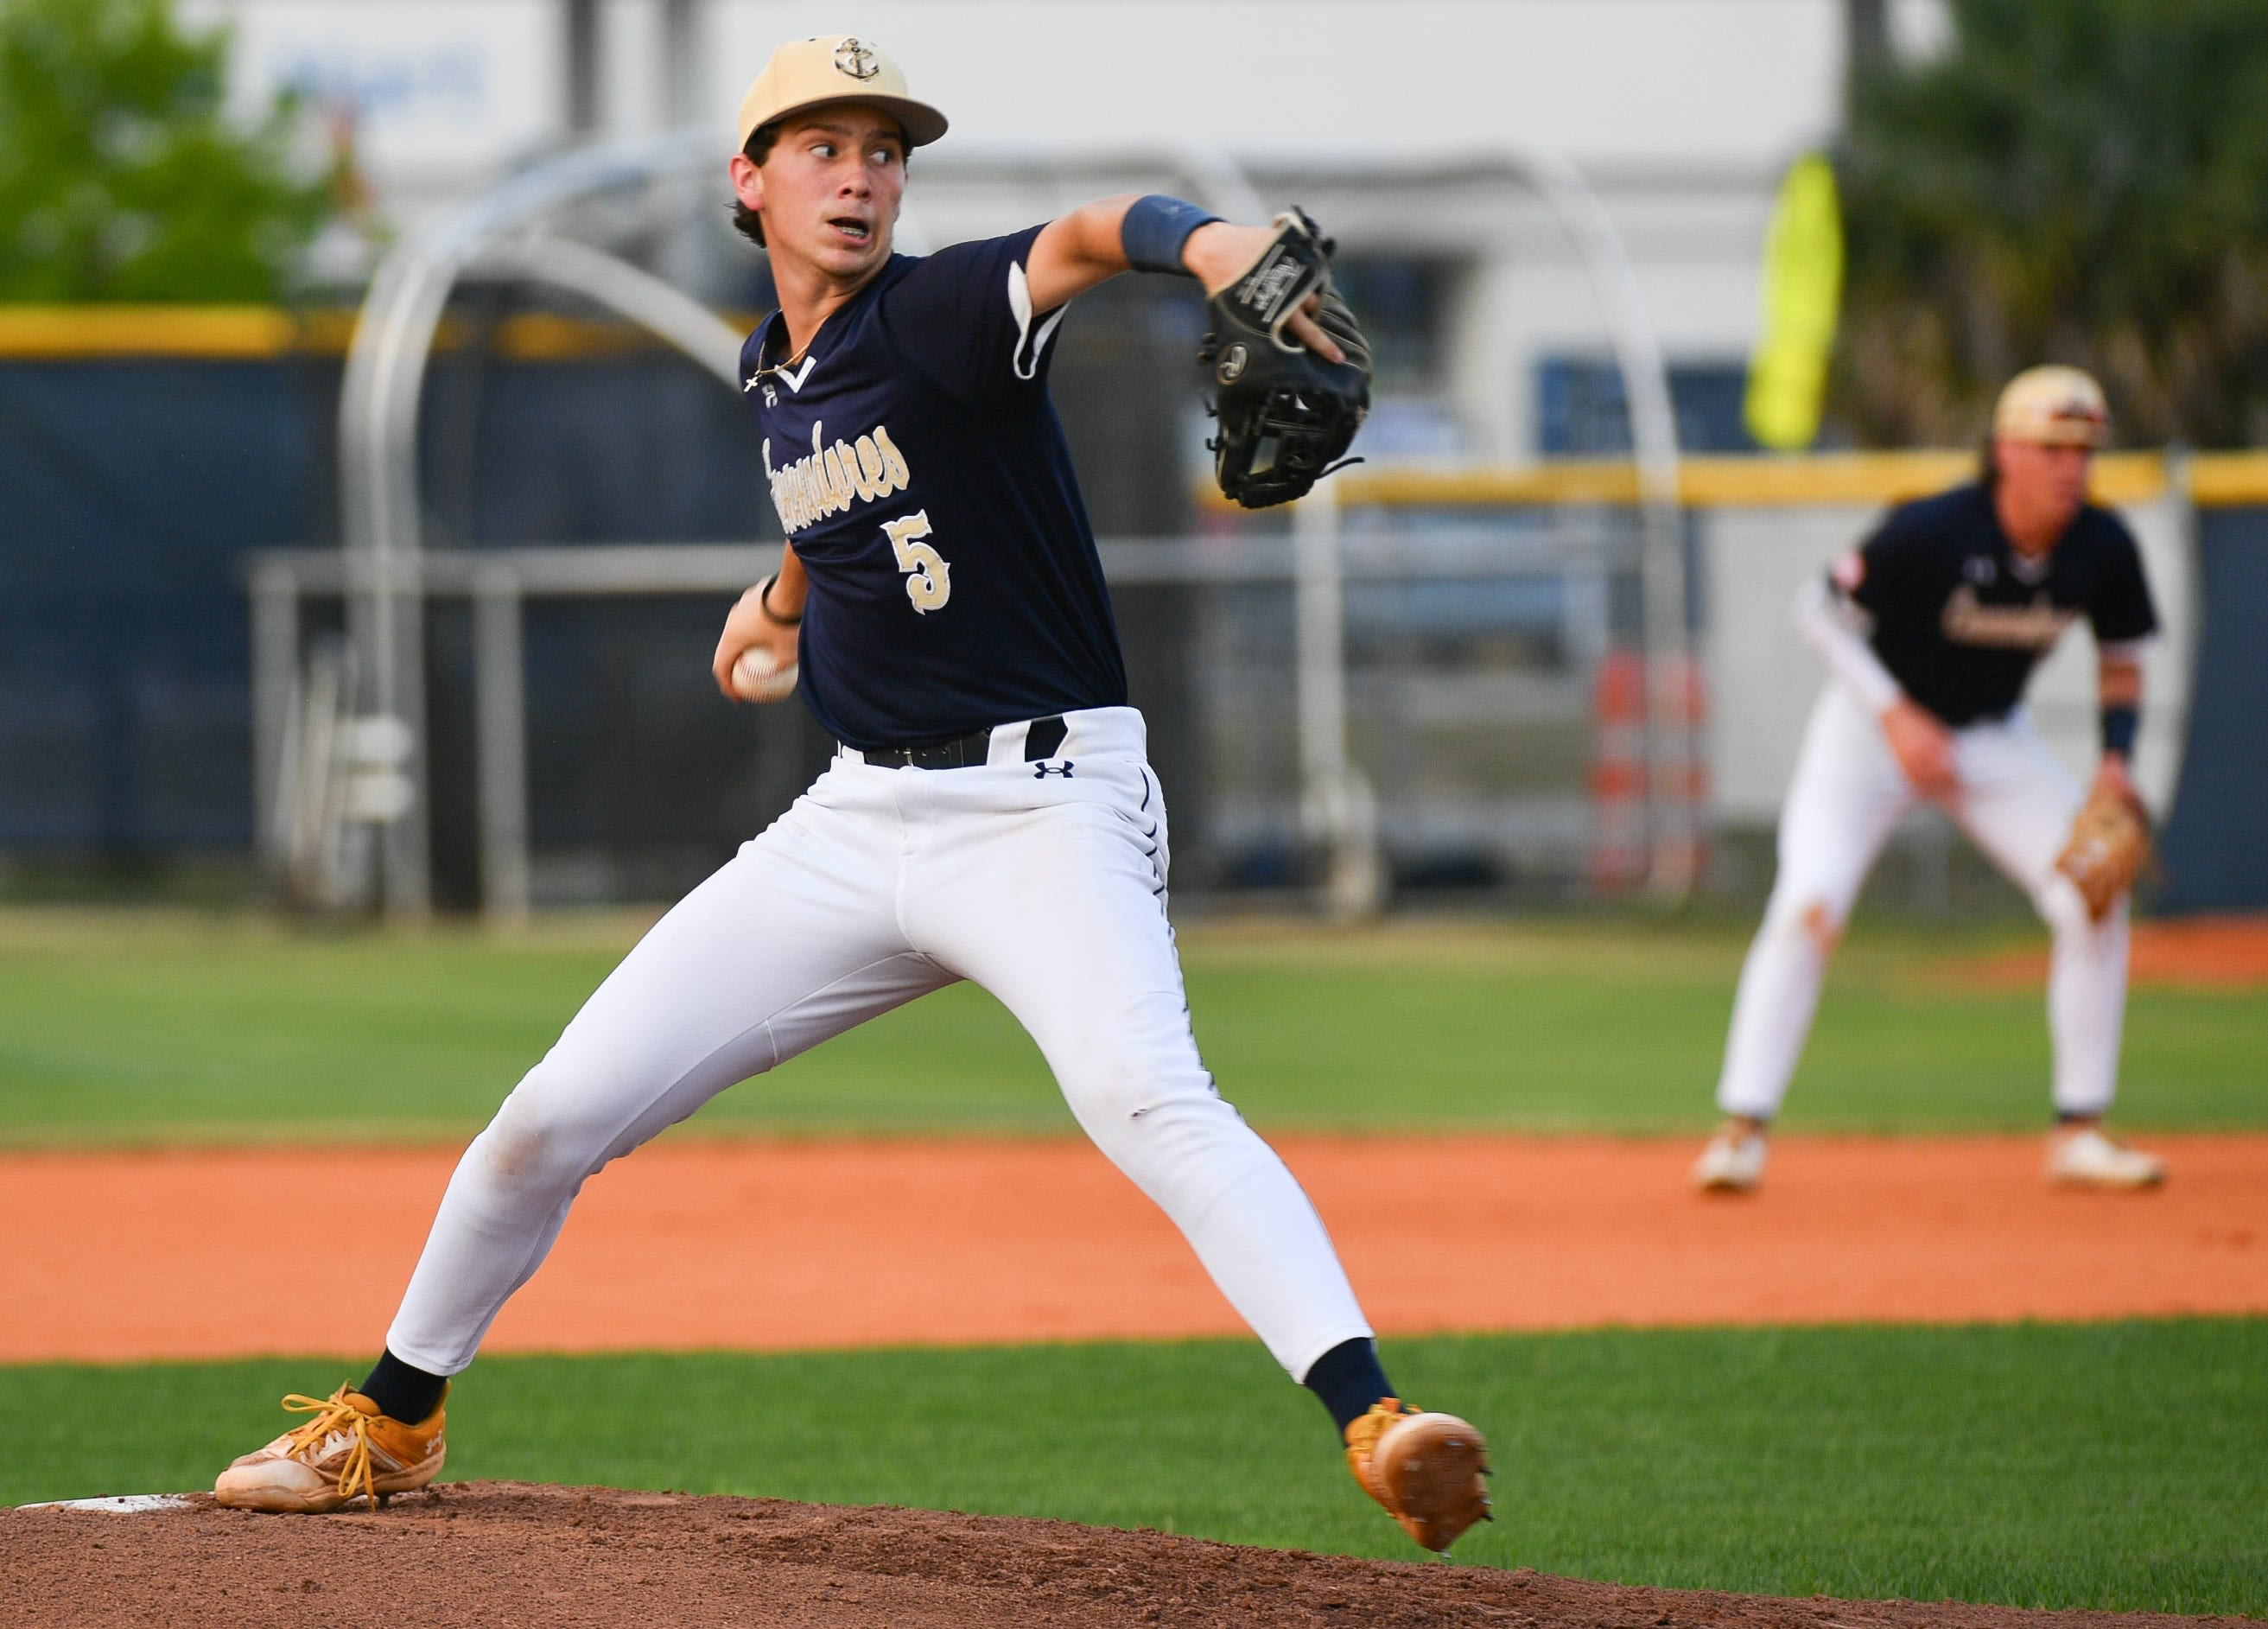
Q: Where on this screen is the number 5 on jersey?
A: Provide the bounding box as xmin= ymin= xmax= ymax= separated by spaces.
xmin=883 ymin=511 xmax=951 ymax=614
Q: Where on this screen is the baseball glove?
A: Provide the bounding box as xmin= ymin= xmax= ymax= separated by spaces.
xmin=1200 ymin=209 xmax=1371 ymax=509
xmin=2055 ymin=781 xmax=2152 ymax=920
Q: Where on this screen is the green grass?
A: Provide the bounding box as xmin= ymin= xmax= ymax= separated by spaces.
xmin=0 ymin=908 xmax=2260 ymax=1145
xmin=4 ymin=1320 xmax=2262 ymax=1614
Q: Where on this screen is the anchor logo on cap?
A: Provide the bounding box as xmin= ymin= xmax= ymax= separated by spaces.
xmin=834 ymin=37 xmax=880 ymax=80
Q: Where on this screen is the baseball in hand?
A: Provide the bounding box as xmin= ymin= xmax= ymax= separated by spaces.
xmin=730 ymin=645 xmax=799 ymax=703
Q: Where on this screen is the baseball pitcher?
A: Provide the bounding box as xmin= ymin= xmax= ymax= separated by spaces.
xmin=213 ymin=35 xmax=1489 ymax=1555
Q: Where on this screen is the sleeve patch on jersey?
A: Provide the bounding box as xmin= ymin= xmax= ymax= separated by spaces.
xmin=1830 ymin=550 xmax=1865 ymax=593
xmin=1007 ymin=260 xmax=1068 ymax=382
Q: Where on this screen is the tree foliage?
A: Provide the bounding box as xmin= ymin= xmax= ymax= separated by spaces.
xmin=1836 ymin=0 xmax=2268 ymax=448
xmin=0 ymin=0 xmax=334 ymax=302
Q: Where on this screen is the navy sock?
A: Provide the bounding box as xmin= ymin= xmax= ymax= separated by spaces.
xmin=1303 ymin=1336 xmax=1395 ymax=1437
xmin=359 ymin=1350 xmax=448 ymax=1424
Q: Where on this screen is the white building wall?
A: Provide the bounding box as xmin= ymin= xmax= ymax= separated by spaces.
xmin=182 ymin=0 xmax=1860 ymax=458
xmin=706 ymin=1 xmax=1841 ymax=166
xmin=184 ymin=0 xmax=560 ymax=194
xmin=188 ymin=0 xmax=1850 ymax=183
xmin=1441 ymin=169 xmax=1781 ymax=459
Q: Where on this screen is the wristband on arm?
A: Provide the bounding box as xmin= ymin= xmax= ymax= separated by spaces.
xmin=758 ymin=575 xmax=803 ymax=626
xmin=1121 ymin=194 xmax=1220 ymax=276
xmin=2100 ymin=703 xmax=2138 ymax=758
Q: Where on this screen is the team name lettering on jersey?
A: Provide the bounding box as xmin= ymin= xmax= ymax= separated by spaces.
xmin=763 ymin=421 xmax=914 ymax=534
xmin=1939 ymin=585 xmax=2077 ymax=651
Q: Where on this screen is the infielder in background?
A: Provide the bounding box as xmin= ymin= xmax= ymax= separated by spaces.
xmin=1693 ymin=366 xmax=2166 ymax=1194
xmin=214 ymin=34 xmax=1490 ymax=1554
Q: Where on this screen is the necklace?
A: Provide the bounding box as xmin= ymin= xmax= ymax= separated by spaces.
xmin=751 ymin=321 xmax=821 ymax=385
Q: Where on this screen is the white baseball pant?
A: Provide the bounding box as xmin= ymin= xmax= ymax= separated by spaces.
xmin=1716 ymin=684 xmax=2130 ymax=1123
xmin=386 ymin=706 xmax=1374 ymax=1380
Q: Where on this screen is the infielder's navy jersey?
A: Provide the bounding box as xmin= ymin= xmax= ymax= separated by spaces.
xmin=738 ymin=225 xmax=1128 ymax=749
xmin=1836 ymin=482 xmax=2156 ymax=728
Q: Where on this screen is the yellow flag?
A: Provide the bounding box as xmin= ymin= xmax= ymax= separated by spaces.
xmin=1744 ymin=153 xmax=1844 ymax=451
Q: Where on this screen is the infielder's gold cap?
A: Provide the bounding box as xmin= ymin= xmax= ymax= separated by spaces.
xmin=735 ymin=35 xmax=947 ymax=153
xmin=1992 ymin=365 xmax=2110 ymax=448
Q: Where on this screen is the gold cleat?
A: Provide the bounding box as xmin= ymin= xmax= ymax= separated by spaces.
xmin=1344 ymin=1398 xmax=1492 ymax=1554
xmin=214 ymin=1384 xmax=447 ymax=1512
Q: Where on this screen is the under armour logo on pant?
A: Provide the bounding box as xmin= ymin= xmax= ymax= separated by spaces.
xmin=1033 ymin=761 xmax=1075 ymax=779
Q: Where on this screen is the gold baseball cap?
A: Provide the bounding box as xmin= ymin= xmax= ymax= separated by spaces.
xmin=1992 ymin=365 xmax=2110 ymax=448
xmin=735 ymin=35 xmax=947 ymax=152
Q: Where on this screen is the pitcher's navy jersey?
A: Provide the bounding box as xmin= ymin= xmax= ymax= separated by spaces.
xmin=1836 ymin=482 xmax=2157 ymax=728
xmin=738 ymin=225 xmax=1128 ymax=749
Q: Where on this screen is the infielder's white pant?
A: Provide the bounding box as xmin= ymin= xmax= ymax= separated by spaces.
xmin=1717 ymin=684 xmax=2129 ymax=1123
xmin=388 ymin=707 xmax=1373 ymax=1381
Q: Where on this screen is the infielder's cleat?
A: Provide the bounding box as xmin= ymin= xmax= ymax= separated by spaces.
xmin=214 ymin=1384 xmax=446 ymax=1512
xmin=2046 ymin=1125 xmax=2166 ymax=1190
xmin=1344 ymin=1400 xmax=1491 ymax=1555
xmin=1692 ymin=1130 xmax=1768 ymax=1193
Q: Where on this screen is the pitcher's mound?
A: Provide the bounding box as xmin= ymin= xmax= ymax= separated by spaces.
xmin=3 ymin=1480 xmax=2246 ymax=1629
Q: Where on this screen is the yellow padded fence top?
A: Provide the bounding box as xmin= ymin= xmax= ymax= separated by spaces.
xmin=1212 ymin=451 xmax=2268 ymax=510
xmin=1325 ymin=452 xmax=2188 ymax=508
xmin=0 ymin=305 xmax=755 ymax=363
xmin=0 ymin=305 xmax=341 ymax=359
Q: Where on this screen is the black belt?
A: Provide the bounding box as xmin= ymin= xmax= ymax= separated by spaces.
xmin=851 ymin=714 xmax=1068 ymax=770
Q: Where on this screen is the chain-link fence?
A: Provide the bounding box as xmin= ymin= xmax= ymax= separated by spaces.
xmin=249 ymin=500 xmax=1693 ymax=915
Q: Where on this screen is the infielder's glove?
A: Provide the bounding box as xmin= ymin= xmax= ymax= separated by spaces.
xmin=2055 ymin=781 xmax=2152 ymax=920
xmin=1200 ymin=209 xmax=1371 ymax=509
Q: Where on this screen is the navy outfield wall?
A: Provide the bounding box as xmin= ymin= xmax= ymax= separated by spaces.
xmin=0 ymin=355 xmax=333 ymax=849
xmin=0 ymin=318 xmax=2258 ymax=907
xmin=2157 ymin=507 xmax=2268 ymax=913
xmin=0 ymin=281 xmax=1206 ymax=902
xmin=0 ymin=346 xmax=776 ymax=869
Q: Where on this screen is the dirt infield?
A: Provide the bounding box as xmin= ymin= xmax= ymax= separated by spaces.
xmin=1958 ymin=916 xmax=2268 ymax=988
xmin=5 ymin=1133 xmax=2264 ymax=1363
xmin=3 ymin=1481 xmax=2251 ymax=1629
